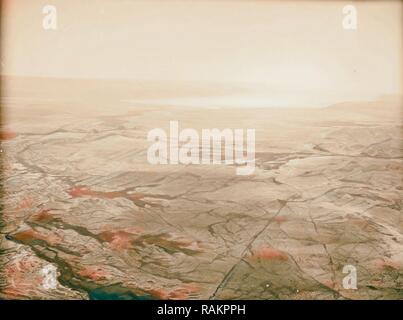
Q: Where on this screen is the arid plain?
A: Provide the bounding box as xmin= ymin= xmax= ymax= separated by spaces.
xmin=0 ymin=76 xmax=402 ymax=299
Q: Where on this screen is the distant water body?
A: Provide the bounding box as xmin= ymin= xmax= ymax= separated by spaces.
xmin=122 ymin=92 xmax=381 ymax=109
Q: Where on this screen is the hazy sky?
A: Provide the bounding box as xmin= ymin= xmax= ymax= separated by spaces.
xmin=1 ymin=0 xmax=402 ymax=106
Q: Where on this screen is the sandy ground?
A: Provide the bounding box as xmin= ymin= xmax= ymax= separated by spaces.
xmin=0 ymin=77 xmax=402 ymax=299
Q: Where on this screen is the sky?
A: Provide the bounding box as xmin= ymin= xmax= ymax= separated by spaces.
xmin=1 ymin=0 xmax=402 ymax=107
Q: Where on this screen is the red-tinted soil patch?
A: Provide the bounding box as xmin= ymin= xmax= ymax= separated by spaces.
xmin=78 ymin=266 xmax=109 ymax=281
xmin=250 ymin=246 xmax=288 ymax=261
xmin=13 ymin=229 xmax=61 ymax=246
xmin=376 ymin=259 xmax=401 ymax=270
xmin=0 ymin=130 xmax=17 ymax=140
xmin=17 ymin=197 xmax=34 ymax=209
xmin=150 ymin=283 xmax=200 ymax=300
xmin=99 ymin=230 xmax=134 ymax=250
xmin=31 ymin=209 xmax=54 ymax=223
xmin=67 ymin=186 xmax=159 ymax=207
xmin=273 ymin=216 xmax=287 ymax=224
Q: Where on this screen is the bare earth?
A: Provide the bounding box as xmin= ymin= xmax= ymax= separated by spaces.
xmin=0 ymin=77 xmax=402 ymax=299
